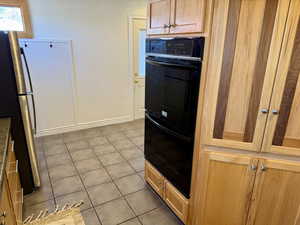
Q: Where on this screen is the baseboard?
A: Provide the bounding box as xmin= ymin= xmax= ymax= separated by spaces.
xmin=36 ymin=115 xmax=133 ymax=137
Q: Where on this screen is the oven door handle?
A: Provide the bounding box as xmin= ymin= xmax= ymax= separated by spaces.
xmin=146 ymin=59 xmax=196 ymax=70
xmin=145 ymin=113 xmax=192 ymax=142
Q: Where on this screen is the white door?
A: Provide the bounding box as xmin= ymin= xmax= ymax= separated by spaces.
xmin=131 ymin=18 xmax=147 ymax=119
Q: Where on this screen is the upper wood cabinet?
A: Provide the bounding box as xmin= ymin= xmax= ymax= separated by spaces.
xmin=202 ymin=0 xmax=290 ymax=152
xmin=147 ymin=0 xmax=171 ymax=35
xmin=169 ymin=0 xmax=205 ymax=34
xmin=147 ymin=0 xmax=205 ymax=35
xmin=247 ymin=159 xmax=300 ymax=225
xmin=195 ymin=151 xmax=258 ymax=225
xmin=262 ymin=0 xmax=300 ymax=157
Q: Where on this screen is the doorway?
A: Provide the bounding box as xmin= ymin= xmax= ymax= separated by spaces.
xmin=129 ymin=17 xmax=147 ymax=120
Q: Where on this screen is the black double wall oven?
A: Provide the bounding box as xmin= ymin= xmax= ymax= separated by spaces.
xmin=145 ymin=37 xmax=205 ymax=198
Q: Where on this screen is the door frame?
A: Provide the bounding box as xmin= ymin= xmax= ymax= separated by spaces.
xmin=128 ymin=16 xmax=147 ymax=120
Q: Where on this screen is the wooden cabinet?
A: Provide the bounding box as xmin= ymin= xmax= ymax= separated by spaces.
xmin=190 ymin=0 xmax=300 ymax=224
xmin=196 ymin=152 xmax=257 ymax=225
xmin=145 ymin=161 xmax=164 ymax=197
xmin=0 ymin=175 xmax=17 ymax=225
xmin=201 ymin=0 xmax=290 ymax=152
xmin=145 ymin=161 xmax=189 ymax=224
xmin=164 ymin=181 xmax=188 ymax=223
xmin=147 ymin=0 xmax=171 ymax=35
xmin=147 ymin=0 xmax=205 ymax=35
xmin=247 ymin=159 xmax=300 ymax=225
xmin=193 ymin=151 xmax=300 ymax=225
xmin=0 ymin=138 xmax=23 ymax=225
xmin=262 ymin=0 xmax=300 ymax=157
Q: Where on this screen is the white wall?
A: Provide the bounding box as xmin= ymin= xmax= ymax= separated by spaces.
xmin=27 ymin=0 xmax=147 ymax=133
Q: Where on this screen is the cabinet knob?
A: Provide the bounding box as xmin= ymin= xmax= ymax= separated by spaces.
xmin=261 ymin=165 xmax=267 ymax=171
xmin=261 ymin=109 xmax=269 ymax=114
xmin=272 ymin=110 xmax=279 ymax=115
xmin=0 ymin=212 xmax=5 ymax=218
xmin=250 ymin=164 xmax=257 ymax=171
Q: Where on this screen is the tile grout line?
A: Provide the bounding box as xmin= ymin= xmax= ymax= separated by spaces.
xmin=26 ymin=120 xmax=146 ymax=224
xmin=40 ymin=139 xmax=58 ymax=207
xmin=104 ymin=126 xmax=155 ymax=225
xmin=94 ymin=134 xmax=139 ymax=224
xmin=63 ymin=133 xmax=105 ymax=225
xmin=94 ymin=126 xmax=148 ymax=224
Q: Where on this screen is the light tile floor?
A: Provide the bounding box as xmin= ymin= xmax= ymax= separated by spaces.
xmin=25 ymin=119 xmax=183 ymax=225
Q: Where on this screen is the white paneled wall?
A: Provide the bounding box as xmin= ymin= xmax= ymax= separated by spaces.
xmin=20 ymin=40 xmax=77 ymax=135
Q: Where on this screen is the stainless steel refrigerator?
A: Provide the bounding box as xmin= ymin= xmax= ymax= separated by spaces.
xmin=0 ymin=31 xmax=40 ymax=193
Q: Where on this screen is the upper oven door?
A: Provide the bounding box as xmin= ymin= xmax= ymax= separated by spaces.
xmin=145 ymin=56 xmax=201 ymax=136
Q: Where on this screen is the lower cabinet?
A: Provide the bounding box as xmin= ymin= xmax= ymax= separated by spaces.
xmin=0 ymin=176 xmax=17 ymax=225
xmin=247 ymin=159 xmax=300 ymax=225
xmin=164 ymin=181 xmax=189 ymax=223
xmin=0 ymin=139 xmax=23 ymax=225
xmin=192 ymin=151 xmax=300 ymax=225
xmin=196 ymin=152 xmax=257 ymax=225
xmin=145 ymin=161 xmax=189 ymax=224
xmin=145 ymin=161 xmax=164 ymax=198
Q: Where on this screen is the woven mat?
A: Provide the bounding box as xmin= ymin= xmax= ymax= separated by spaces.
xmin=24 ymin=207 xmax=85 ymax=225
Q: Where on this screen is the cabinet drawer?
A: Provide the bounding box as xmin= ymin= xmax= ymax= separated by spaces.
xmin=164 ymin=181 xmax=189 ymax=223
xmin=145 ymin=161 xmax=164 ymax=197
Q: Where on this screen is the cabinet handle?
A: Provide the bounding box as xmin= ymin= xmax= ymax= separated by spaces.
xmin=16 ymin=160 xmax=18 ymax=173
xmin=163 ymin=24 xmax=169 ymax=28
xmin=272 ymin=110 xmax=279 ymax=115
xmin=261 ymin=164 xmax=267 ymax=171
xmin=261 ymin=109 xmax=269 ymax=114
xmin=170 ymin=24 xmax=177 ymax=28
xmin=250 ymin=164 xmax=257 ymax=171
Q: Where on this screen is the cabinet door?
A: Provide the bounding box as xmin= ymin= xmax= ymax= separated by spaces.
xmin=247 ymin=159 xmax=300 ymax=225
xmin=202 ymin=0 xmax=290 ymax=151
xmin=145 ymin=161 xmax=164 ymax=197
xmin=262 ymin=0 xmax=300 ymax=156
xmin=0 ymin=177 xmax=17 ymax=225
xmin=147 ymin=0 xmax=171 ymax=35
xmin=164 ymin=180 xmax=188 ymax=223
xmin=196 ymin=151 xmax=258 ymax=225
xmin=169 ymin=0 xmax=205 ymax=34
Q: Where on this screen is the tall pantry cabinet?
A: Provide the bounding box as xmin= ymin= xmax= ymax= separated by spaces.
xmin=190 ymin=0 xmax=300 ymax=224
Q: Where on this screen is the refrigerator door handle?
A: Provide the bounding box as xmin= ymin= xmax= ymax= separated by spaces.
xmin=18 ymin=95 xmax=41 ymax=187
xmin=27 ymin=92 xmax=37 ymax=135
xmin=21 ymin=47 xmax=34 ymax=93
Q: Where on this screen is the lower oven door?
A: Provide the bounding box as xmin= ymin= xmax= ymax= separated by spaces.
xmin=144 ymin=114 xmax=193 ymax=198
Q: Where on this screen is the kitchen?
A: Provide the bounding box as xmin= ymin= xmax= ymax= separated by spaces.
xmin=1 ymin=0 xmax=300 ymax=225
